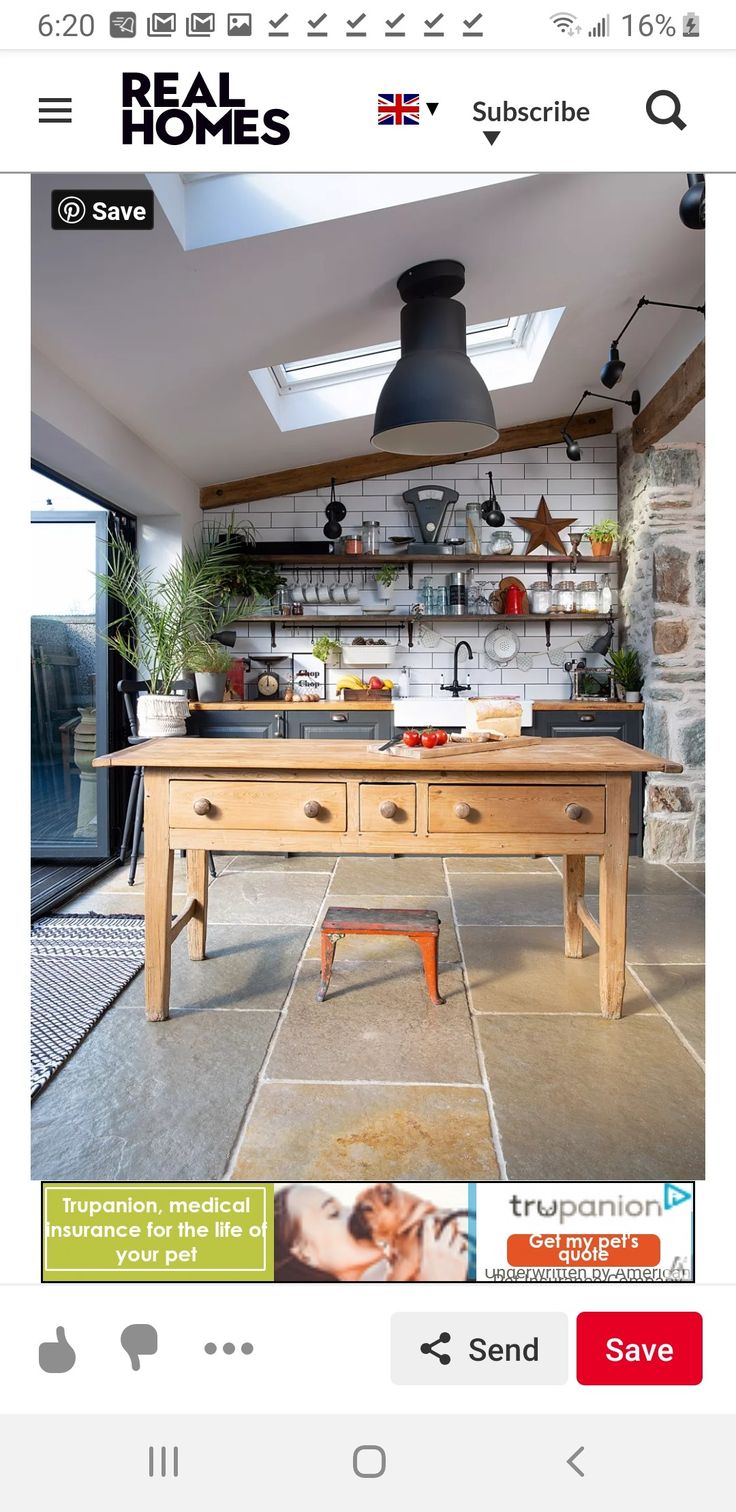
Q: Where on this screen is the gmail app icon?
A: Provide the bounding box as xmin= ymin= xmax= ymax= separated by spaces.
xmin=186 ymin=11 xmax=216 ymax=33
xmin=147 ymin=12 xmax=176 ymax=34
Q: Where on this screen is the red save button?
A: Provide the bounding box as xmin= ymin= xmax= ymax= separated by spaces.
xmin=577 ymin=1312 xmax=702 ymax=1385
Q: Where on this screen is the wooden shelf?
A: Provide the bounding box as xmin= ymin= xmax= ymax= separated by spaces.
xmin=233 ymin=608 xmax=615 ymax=650
xmin=254 ymin=551 xmax=619 ymax=569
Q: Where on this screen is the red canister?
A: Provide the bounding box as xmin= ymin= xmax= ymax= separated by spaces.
xmin=503 ymin=584 xmax=525 ymax=615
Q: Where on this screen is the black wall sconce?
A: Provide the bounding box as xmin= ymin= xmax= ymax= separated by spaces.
xmin=600 ymin=294 xmax=705 ymax=390
xmin=561 ymin=389 xmax=641 ymax=462
xmin=679 ymin=174 xmax=705 ymax=230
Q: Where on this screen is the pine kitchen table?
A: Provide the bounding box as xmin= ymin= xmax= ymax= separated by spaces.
xmin=94 ymin=736 xmax=681 ymax=1024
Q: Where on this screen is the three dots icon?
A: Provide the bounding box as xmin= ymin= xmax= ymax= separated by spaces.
xmin=204 ymin=1341 xmax=254 ymax=1356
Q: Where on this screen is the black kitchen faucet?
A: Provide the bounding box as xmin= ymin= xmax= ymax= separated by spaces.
xmin=441 ymin=640 xmax=473 ymax=698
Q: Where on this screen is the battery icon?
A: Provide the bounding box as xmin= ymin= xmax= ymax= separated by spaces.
xmin=682 ymin=12 xmax=700 ymax=35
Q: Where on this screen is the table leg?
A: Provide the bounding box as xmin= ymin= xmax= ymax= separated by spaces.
xmin=186 ymin=848 xmax=209 ymax=962
xmin=143 ymin=770 xmax=174 ymax=1023
xmin=415 ymin=932 xmax=446 ymax=1007
xmin=563 ymin=855 xmax=586 ymax=958
xmin=599 ymin=775 xmax=631 ymax=1020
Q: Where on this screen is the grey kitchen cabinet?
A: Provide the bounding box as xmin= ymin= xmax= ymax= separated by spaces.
xmin=532 ymin=705 xmax=644 ymax=856
xmin=288 ymin=708 xmax=393 ymax=741
xmin=188 ymin=708 xmax=284 ymax=739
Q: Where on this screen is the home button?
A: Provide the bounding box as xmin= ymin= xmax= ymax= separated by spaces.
xmin=353 ymin=1445 xmax=387 ymax=1479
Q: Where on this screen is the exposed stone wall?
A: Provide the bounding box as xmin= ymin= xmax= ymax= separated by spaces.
xmin=617 ymin=430 xmax=704 ymax=862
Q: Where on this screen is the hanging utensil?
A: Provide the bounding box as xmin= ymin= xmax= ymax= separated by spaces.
xmin=480 ymin=470 xmax=505 ymax=528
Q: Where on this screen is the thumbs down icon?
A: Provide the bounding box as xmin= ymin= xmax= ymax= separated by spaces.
xmin=121 ymin=1323 xmax=158 ymax=1371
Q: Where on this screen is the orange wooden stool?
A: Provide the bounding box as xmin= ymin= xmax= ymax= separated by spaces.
xmin=318 ymin=905 xmax=445 ymax=1006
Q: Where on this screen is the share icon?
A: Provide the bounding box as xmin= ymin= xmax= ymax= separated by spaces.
xmin=420 ymin=1331 xmax=452 ymax=1365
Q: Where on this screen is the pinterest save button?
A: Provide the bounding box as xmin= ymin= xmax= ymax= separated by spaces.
xmin=576 ymin=1312 xmax=703 ymax=1386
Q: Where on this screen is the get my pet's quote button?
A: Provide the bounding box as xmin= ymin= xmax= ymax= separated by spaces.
xmin=576 ymin=1312 xmax=703 ymax=1385
xmin=391 ymin=1313 xmax=568 ymax=1385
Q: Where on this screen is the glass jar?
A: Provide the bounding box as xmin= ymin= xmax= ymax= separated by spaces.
xmin=432 ymin=583 xmax=449 ymax=615
xmin=361 ymin=520 xmax=381 ymax=554
xmin=490 ymin=529 xmax=514 ymax=556
xmin=465 ymin=502 xmax=483 ymax=555
xmin=554 ymin=579 xmax=576 ymax=614
xmin=344 ymin=533 xmax=363 ymax=555
xmin=530 ymin=579 xmax=553 ymax=614
xmin=419 ymin=576 xmax=433 ymax=614
xmin=598 ymin=577 xmax=614 ymax=614
xmin=577 ymin=579 xmax=600 ymax=613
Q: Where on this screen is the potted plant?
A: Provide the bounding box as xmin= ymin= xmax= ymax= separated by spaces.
xmin=584 ymin=520 xmax=619 ymax=558
xmin=312 ymin=634 xmax=342 ymax=668
xmin=98 ymin=533 xmax=245 ymax=737
xmin=607 ymin=647 xmax=643 ymax=703
xmin=374 ymin=561 xmax=401 ymax=605
xmin=185 ymin=640 xmax=233 ymax=704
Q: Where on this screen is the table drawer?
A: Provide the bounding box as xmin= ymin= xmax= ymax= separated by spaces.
xmin=428 ymin=784 xmax=606 ymax=835
xmin=359 ymin=783 xmax=417 ymax=832
xmin=169 ymin=780 xmax=347 ymax=832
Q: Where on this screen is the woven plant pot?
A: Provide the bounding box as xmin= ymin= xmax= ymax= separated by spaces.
xmin=137 ymin=693 xmax=189 ymax=738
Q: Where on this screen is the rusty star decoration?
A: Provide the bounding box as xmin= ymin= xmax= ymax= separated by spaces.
xmin=512 ymin=495 xmax=577 ymax=556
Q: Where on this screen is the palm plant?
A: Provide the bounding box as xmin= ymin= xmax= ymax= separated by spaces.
xmin=99 ymin=533 xmax=246 ymax=695
xmin=606 ymin=646 xmax=643 ymax=693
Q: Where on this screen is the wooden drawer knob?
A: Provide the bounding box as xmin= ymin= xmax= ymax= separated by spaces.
xmin=565 ymin=803 xmax=584 ymax=821
xmin=379 ymin=800 xmax=398 ymax=819
xmin=454 ymin=802 xmax=471 ymax=820
xmin=303 ymin=799 xmax=321 ymax=818
xmin=192 ymin=797 xmax=212 ymax=816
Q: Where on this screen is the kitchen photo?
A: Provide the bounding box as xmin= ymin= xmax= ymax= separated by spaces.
xmin=30 ymin=170 xmax=705 ymax=1184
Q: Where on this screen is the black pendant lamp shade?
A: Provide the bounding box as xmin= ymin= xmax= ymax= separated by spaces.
xmin=371 ymin=260 xmax=499 ymax=456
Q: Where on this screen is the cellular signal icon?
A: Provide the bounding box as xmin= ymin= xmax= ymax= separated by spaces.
xmin=588 ymin=12 xmax=610 ymax=35
xmin=550 ymin=13 xmax=578 ymax=33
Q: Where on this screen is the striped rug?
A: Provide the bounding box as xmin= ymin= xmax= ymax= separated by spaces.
xmin=31 ymin=914 xmax=145 ymax=1099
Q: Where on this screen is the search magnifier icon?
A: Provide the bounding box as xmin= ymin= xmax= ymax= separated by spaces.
xmin=646 ymin=89 xmax=687 ymax=130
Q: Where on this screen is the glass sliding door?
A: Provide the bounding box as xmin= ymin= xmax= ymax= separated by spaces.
xmin=31 ymin=467 xmax=134 ymax=862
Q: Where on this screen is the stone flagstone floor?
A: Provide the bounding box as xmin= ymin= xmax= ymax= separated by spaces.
xmin=31 ymin=853 xmax=705 ymax=1183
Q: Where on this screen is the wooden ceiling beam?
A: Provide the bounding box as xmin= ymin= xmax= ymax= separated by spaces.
xmin=632 ymin=340 xmax=705 ymax=454
xmin=200 ymin=408 xmax=613 ymax=510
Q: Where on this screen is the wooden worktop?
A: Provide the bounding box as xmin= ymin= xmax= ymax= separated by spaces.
xmin=96 ymin=737 xmax=680 ymax=774
xmin=532 ymin=701 xmax=645 ymax=712
xmin=188 ymin=700 xmax=393 ymax=711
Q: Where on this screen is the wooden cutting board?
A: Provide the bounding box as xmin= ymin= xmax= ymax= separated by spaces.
xmin=369 ymin=736 xmax=542 ymax=761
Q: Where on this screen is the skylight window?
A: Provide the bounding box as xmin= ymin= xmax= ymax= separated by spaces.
xmin=274 ymin=316 xmax=530 ymax=394
xmin=249 ymin=306 xmax=565 ymax=433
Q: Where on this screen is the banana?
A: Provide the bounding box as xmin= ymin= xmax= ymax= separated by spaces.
xmin=381 ymin=679 xmax=394 ymax=689
xmin=336 ymin=675 xmax=366 ymax=691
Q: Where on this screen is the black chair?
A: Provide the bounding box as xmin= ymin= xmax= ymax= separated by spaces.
xmin=117 ymin=679 xmax=217 ymax=886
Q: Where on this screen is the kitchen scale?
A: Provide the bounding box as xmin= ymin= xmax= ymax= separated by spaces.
xmin=249 ymin=654 xmax=289 ymax=700
xmin=403 ymin=484 xmax=461 ymax=556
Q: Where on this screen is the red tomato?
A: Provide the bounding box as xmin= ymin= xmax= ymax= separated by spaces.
xmin=421 ymin=729 xmax=438 ymax=749
xmin=435 ymin=729 xmax=448 ymax=745
xmin=403 ymin=729 xmax=421 ymax=747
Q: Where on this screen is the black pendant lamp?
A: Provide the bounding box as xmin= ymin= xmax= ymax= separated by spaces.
xmin=371 ymin=259 xmax=499 ymax=455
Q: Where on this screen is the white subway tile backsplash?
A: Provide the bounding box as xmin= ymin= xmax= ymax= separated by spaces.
xmin=204 ymin=434 xmax=617 ymax=706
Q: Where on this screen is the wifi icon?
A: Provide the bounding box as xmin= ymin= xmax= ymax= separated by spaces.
xmin=550 ymin=12 xmax=578 ymax=32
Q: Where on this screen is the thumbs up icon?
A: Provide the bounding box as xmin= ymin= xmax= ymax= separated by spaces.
xmin=39 ymin=1326 xmax=76 ymax=1374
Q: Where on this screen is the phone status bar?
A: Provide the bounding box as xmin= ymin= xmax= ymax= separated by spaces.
xmin=9 ymin=6 xmax=732 ymax=51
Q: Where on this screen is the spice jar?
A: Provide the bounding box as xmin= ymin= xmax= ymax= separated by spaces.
xmin=361 ymin=520 xmax=381 ymax=554
xmin=577 ymin=579 xmax=600 ymax=613
xmin=554 ymin=579 xmax=576 ymax=614
xmin=490 ymin=529 xmax=514 ymax=556
xmin=344 ymin=533 xmax=363 ymax=555
xmin=530 ymin=579 xmax=553 ymax=614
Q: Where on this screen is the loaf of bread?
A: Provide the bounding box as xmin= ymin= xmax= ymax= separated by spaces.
xmin=463 ymin=697 xmax=522 ymax=739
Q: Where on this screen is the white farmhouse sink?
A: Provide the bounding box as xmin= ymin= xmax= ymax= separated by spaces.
xmin=393 ymin=696 xmax=534 ymax=729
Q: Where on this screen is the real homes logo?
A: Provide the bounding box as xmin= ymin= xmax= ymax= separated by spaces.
xmin=121 ymin=72 xmax=290 ymax=145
